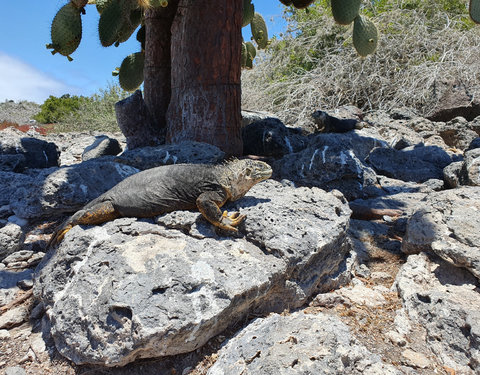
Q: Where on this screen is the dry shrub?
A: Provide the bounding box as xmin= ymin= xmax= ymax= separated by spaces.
xmin=241 ymin=1 xmax=480 ymax=126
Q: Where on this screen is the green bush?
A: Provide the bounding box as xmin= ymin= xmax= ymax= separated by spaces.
xmin=34 ymin=94 xmax=89 ymax=124
xmin=54 ymin=84 xmax=129 ymax=133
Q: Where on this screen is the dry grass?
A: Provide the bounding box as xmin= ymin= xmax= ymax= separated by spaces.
xmin=242 ymin=1 xmax=480 ymax=126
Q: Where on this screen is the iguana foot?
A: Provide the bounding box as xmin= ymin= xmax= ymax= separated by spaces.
xmin=48 ymin=223 xmax=74 ymax=248
xmin=217 ymin=210 xmax=246 ymax=231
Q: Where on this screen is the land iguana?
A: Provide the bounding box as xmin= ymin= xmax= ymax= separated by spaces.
xmin=48 ymin=159 xmax=272 ymax=246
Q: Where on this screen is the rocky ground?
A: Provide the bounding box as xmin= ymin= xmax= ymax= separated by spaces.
xmin=1 ymin=103 xmax=480 ymax=375
xmin=0 ymin=101 xmax=40 ymax=126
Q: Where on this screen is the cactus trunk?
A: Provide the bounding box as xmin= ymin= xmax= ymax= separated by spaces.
xmin=165 ymin=0 xmax=243 ymax=155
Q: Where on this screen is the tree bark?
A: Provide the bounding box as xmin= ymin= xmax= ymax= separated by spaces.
xmin=166 ymin=0 xmax=243 ymax=156
xmin=143 ymin=1 xmax=178 ymax=140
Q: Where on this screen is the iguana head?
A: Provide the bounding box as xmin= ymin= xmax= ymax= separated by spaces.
xmin=222 ymin=159 xmax=272 ymax=201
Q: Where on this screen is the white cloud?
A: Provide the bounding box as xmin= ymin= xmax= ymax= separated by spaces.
xmin=0 ymin=52 xmax=72 ymax=103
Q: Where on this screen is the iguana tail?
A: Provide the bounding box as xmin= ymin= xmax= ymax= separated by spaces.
xmin=48 ymin=200 xmax=120 ymax=247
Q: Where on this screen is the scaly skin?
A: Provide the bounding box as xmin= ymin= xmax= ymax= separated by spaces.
xmin=49 ymin=159 xmax=272 ymax=246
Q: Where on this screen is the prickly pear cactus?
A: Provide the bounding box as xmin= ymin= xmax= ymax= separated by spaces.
xmin=99 ymin=0 xmax=123 ymax=47
xmin=331 ymin=0 xmax=361 ymax=25
xmin=149 ymin=0 xmax=169 ymax=7
xmin=47 ymin=2 xmax=83 ymax=61
xmin=241 ymin=42 xmax=248 ymax=68
xmin=116 ymin=6 xmax=142 ymax=45
xmin=353 ymin=15 xmax=378 ymax=57
xmin=70 ymin=0 xmax=88 ymax=8
xmin=136 ymin=25 xmax=146 ymax=50
xmin=251 ymin=12 xmax=268 ymax=49
xmin=95 ymin=0 xmax=111 ymax=14
xmin=292 ymin=0 xmax=315 ymax=9
xmin=243 ymin=0 xmax=255 ymax=27
xmin=118 ymin=52 xmax=145 ymax=91
xmin=471 ymin=0 xmax=480 ymax=23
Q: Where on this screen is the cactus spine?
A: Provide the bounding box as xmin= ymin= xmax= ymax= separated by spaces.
xmin=331 ymin=0 xmax=361 ymax=25
xmin=353 ymin=15 xmax=378 ymax=57
xmin=48 ymin=2 xmax=83 ymax=61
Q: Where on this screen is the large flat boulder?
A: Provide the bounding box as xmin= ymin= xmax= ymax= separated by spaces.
xmin=402 ymin=186 xmax=480 ymax=280
xmin=273 ymin=133 xmax=383 ymax=200
xmin=10 ymin=161 xmax=139 ymax=219
xmin=395 ymin=253 xmax=480 ymax=374
xmin=34 ymin=180 xmax=351 ymax=366
xmin=0 ymin=128 xmax=60 ymax=170
xmin=207 ymin=311 xmax=401 ymax=375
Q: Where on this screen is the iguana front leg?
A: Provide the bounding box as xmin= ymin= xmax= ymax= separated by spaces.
xmin=196 ymin=191 xmax=246 ymax=231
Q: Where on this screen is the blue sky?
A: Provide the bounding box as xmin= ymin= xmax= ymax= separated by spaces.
xmin=0 ymin=1 xmax=287 ymax=103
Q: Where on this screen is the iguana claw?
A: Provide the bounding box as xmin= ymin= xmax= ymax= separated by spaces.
xmin=219 ymin=210 xmax=246 ymax=231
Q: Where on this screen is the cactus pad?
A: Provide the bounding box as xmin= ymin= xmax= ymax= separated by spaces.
xmin=241 ymin=42 xmax=248 ymax=68
xmin=96 ymin=0 xmax=111 ymax=14
xmin=353 ymin=15 xmax=378 ymax=57
xmin=292 ymin=0 xmax=314 ymax=9
xmin=70 ymin=0 xmax=88 ymax=9
xmin=331 ymin=0 xmax=361 ymax=25
xmin=149 ymin=0 xmax=169 ymax=7
xmin=99 ymin=0 xmax=123 ymax=47
xmin=243 ymin=0 xmax=255 ymax=27
xmin=49 ymin=3 xmax=82 ymax=59
xmin=471 ymin=0 xmax=480 ymax=24
xmin=251 ymin=12 xmax=269 ymax=49
xmin=118 ymin=52 xmax=145 ymax=91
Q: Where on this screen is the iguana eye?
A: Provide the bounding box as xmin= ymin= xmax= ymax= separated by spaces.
xmin=245 ymin=168 xmax=252 ymax=176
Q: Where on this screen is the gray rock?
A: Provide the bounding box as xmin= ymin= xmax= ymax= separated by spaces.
xmin=0 ymin=128 xmax=60 ymax=170
xmin=402 ymin=187 xmax=480 ymax=279
xmin=464 ymin=148 xmax=480 ymax=186
xmin=363 ymin=111 xmax=426 ymax=149
xmin=115 ymin=142 xmax=225 ymax=170
xmin=207 ymin=311 xmax=401 ymax=375
xmin=427 ymin=79 xmax=480 ymax=123
xmin=242 ymin=117 xmax=306 ymax=157
xmin=0 ymin=269 xmax=34 ymax=307
xmin=47 ymin=131 xmax=125 ymax=166
xmin=338 ymin=282 xmax=387 ymax=307
xmin=4 ymin=367 xmax=27 ymax=375
xmin=82 ymin=135 xmax=123 ymax=161
xmin=395 ymin=253 xmax=480 ymax=374
xmin=443 ymin=161 xmax=464 ymax=188
xmin=377 ymin=176 xmax=444 ymax=194
xmin=0 ymin=154 xmax=25 ymax=172
xmin=0 ymin=172 xmax=32 ymax=206
xmin=9 ymin=161 xmax=139 ymax=219
xmin=0 ymin=223 xmax=25 ymax=261
xmin=367 ymin=147 xmax=444 ymax=182
xmin=401 ymin=144 xmax=461 ymax=169
xmin=241 ymin=109 xmax=279 ymax=128
xmin=2 ymin=250 xmax=34 ymax=266
xmin=467 ymin=137 xmax=480 ymax=151
xmin=0 ymin=306 xmax=29 ymax=329
xmin=34 ymin=180 xmax=351 ymax=366
xmin=438 ymin=116 xmax=480 ymax=150
xmin=273 ymin=134 xmax=382 ymax=200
